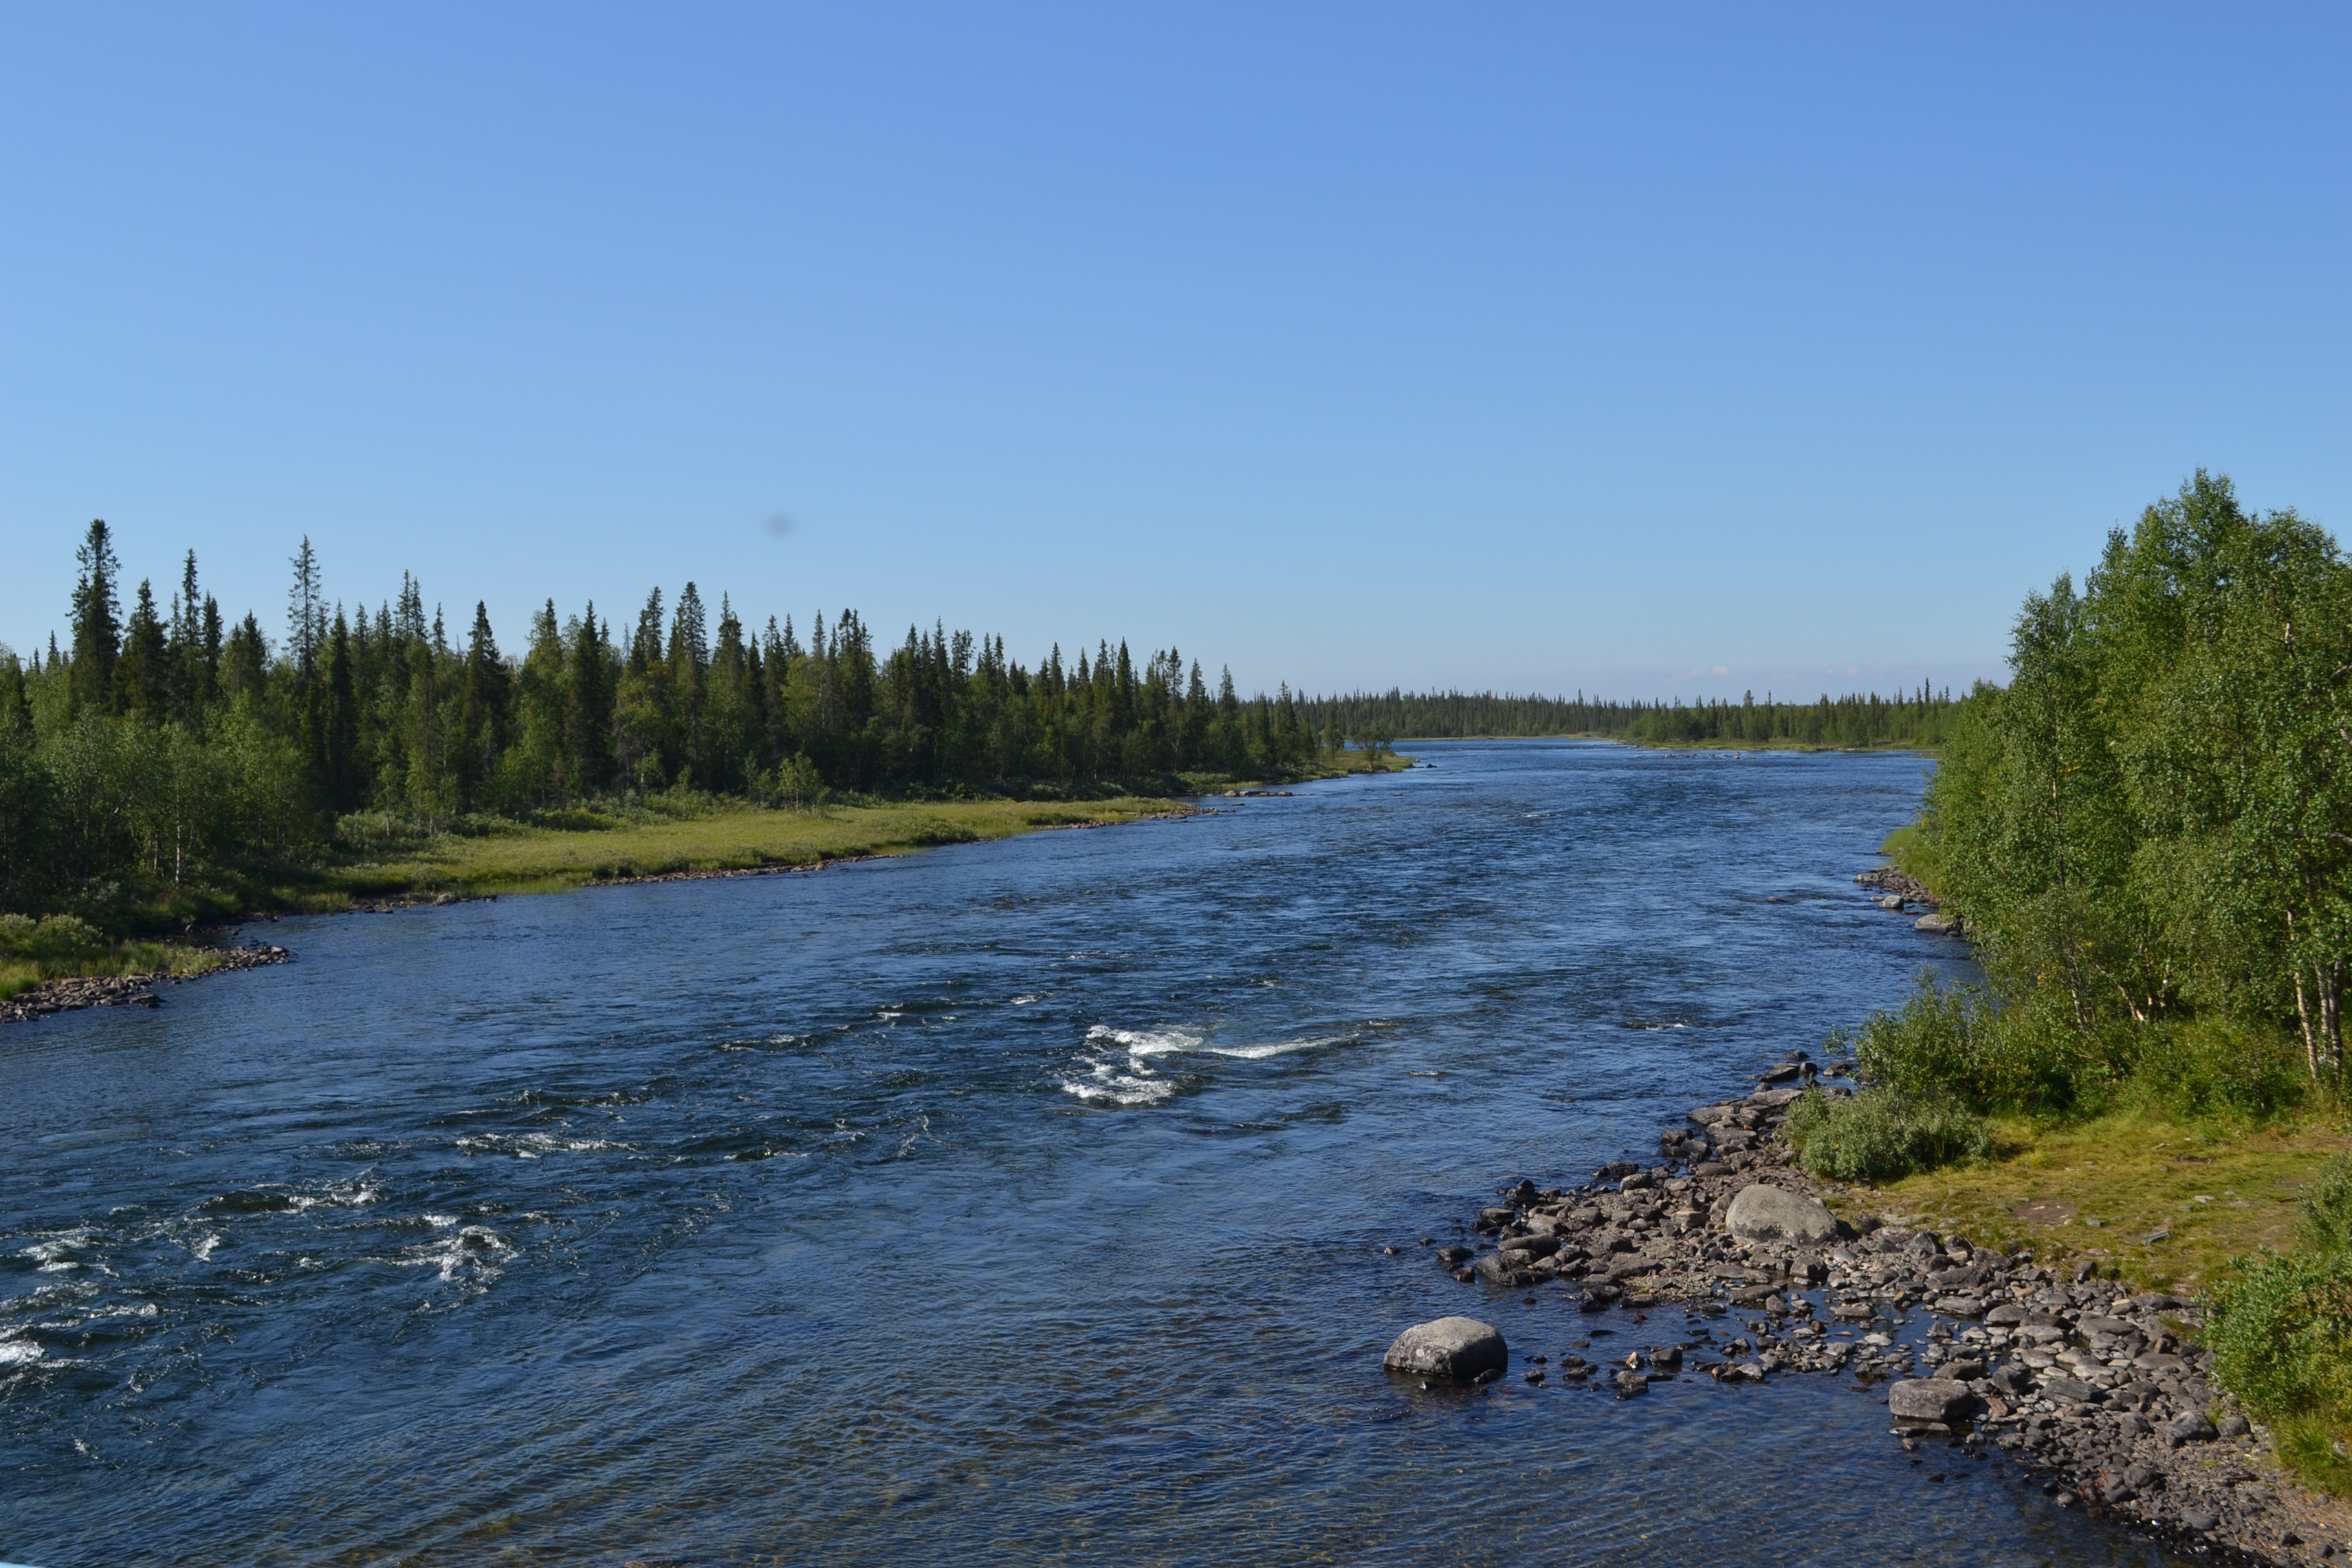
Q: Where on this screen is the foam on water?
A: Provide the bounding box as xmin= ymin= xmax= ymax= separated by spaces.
xmin=1202 ymin=1033 xmax=1345 ymax=1060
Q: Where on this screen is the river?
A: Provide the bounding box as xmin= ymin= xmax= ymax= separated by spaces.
xmin=0 ymin=739 xmax=2173 ymax=1565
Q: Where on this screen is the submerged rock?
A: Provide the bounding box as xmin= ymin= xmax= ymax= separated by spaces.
xmin=1724 ymin=1184 xmax=1837 ymax=1244
xmin=1384 ymin=1316 xmax=1508 ymax=1380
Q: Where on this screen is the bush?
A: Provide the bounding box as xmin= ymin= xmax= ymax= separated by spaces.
xmin=2208 ymin=1156 xmax=2352 ymax=1494
xmin=2210 ymin=1250 xmax=2352 ymax=1431
xmin=1784 ymin=1084 xmax=1993 ymax=1183
xmin=0 ymin=912 xmax=108 ymax=962
xmin=2128 ymin=1016 xmax=2307 ymax=1121
xmin=1854 ymin=971 xmax=2135 ymax=1114
xmin=2304 ymin=1153 xmax=2352 ymax=1259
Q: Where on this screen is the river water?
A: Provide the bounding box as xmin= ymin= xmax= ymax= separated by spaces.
xmin=1 ymin=740 xmax=2175 ymax=1566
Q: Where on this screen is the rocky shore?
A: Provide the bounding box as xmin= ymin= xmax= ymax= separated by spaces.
xmin=1409 ymin=1060 xmax=2349 ymax=1565
xmin=1856 ymin=865 xmax=1962 ymax=936
xmin=1 ymin=940 xmax=291 ymax=1026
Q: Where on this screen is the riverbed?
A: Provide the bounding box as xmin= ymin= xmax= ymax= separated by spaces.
xmin=0 ymin=740 xmax=2175 ymax=1565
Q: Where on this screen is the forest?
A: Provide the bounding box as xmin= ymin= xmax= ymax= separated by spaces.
xmin=1308 ymin=686 xmax=1962 ymax=749
xmin=0 ymin=523 xmax=1345 ymax=932
xmin=1796 ymin=471 xmax=2352 ymax=1180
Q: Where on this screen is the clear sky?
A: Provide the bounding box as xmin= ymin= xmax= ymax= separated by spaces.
xmin=3 ymin=4 xmax=2345 ymax=700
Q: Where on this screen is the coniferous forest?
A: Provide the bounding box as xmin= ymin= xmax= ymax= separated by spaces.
xmin=0 ymin=522 xmax=1363 ymax=929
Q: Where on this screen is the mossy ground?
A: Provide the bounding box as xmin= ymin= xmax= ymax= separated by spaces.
xmin=1823 ymin=1109 xmax=2352 ymax=1295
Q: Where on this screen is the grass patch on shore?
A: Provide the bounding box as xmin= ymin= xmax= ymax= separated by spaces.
xmin=1829 ymin=1109 xmax=2352 ymax=1295
xmin=316 ymin=795 xmax=1197 ymax=902
xmin=0 ymin=914 xmax=239 ymax=1001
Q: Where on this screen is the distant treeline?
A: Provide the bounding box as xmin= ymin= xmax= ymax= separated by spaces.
xmin=0 ymin=522 xmax=1341 ymax=927
xmin=1301 ymin=687 xmax=1965 ymax=749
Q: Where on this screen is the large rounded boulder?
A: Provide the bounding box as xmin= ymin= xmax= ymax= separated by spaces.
xmin=1383 ymin=1316 xmax=1508 ymax=1380
xmin=1723 ymin=1184 xmax=1838 ymax=1244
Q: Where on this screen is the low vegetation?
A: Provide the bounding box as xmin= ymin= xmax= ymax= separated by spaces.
xmin=1785 ymin=1085 xmax=1992 ymax=1183
xmin=0 ymin=912 xmax=232 ymax=1002
xmin=320 ymin=793 xmax=1196 ymax=901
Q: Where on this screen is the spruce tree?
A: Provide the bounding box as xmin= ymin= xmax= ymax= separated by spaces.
xmin=457 ymin=601 xmax=509 ymax=808
xmin=116 ymin=579 xmax=171 ymax=720
xmin=567 ymin=604 xmax=614 ymax=797
xmin=68 ymin=518 xmax=122 ymax=719
xmin=324 ymin=610 xmax=360 ymax=814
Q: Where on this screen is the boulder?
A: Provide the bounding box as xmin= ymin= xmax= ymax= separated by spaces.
xmin=1724 ymin=1184 xmax=1838 ymax=1244
xmin=2164 ymin=1413 xmax=2218 ymax=1448
xmin=2039 ymin=1376 xmax=2098 ymax=1406
xmin=1933 ymin=1295 xmax=1986 ymax=1318
xmin=1889 ymin=1379 xmax=1978 ymax=1423
xmin=1384 ymin=1316 xmax=1508 ymax=1380
xmin=1935 ymin=1358 xmax=1987 ymax=1382
xmin=1475 ymin=1253 xmax=1536 ymax=1287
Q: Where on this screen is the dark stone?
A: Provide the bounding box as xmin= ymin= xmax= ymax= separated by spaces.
xmin=2165 ymin=1413 xmax=2218 ymax=1448
xmin=1475 ymin=1253 xmax=1537 ymax=1287
xmin=1889 ymin=1380 xmax=1978 ymax=1423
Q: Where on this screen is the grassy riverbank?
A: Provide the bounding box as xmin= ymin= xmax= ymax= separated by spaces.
xmin=1829 ymin=1109 xmax=2352 ymax=1297
xmin=0 ymin=916 xmax=253 ymax=1002
xmin=321 ymin=749 xmax=1407 ymax=901
xmin=320 ymin=793 xmax=1194 ymax=900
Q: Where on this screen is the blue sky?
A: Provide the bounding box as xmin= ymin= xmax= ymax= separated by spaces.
xmin=2 ymin=4 xmax=2345 ymax=700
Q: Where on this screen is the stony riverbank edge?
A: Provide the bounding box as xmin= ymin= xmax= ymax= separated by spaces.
xmin=0 ymin=940 xmax=291 ymax=1025
xmin=1431 ymin=1072 xmax=2347 ymax=1565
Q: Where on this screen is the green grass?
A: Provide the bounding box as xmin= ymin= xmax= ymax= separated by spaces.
xmin=316 ymin=795 xmax=1200 ymax=901
xmin=1825 ymin=1107 xmax=2352 ymax=1296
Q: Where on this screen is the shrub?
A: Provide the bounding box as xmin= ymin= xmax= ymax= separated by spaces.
xmin=0 ymin=912 xmax=107 ymax=962
xmin=2128 ymin=1016 xmax=2307 ymax=1121
xmin=1784 ymin=1085 xmax=1992 ymax=1183
xmin=2208 ymin=1157 xmax=2352 ymax=1494
xmin=1852 ymin=971 xmax=2135 ymax=1114
xmin=2301 ymin=1153 xmax=2352 ymax=1260
xmin=2210 ymin=1250 xmax=2352 ymax=1430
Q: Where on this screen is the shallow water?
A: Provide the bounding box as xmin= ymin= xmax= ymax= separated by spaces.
xmin=1 ymin=740 xmax=2175 ymax=1566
